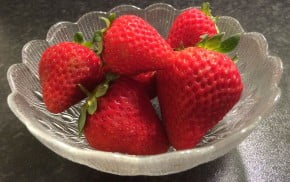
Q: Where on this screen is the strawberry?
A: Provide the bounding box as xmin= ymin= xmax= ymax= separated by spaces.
xmin=39 ymin=42 xmax=103 ymax=113
xmin=131 ymin=71 xmax=157 ymax=99
xmin=83 ymin=77 xmax=169 ymax=155
xmin=167 ymin=2 xmax=218 ymax=49
xmin=157 ymin=34 xmax=242 ymax=150
xmin=101 ymin=14 xmax=174 ymax=75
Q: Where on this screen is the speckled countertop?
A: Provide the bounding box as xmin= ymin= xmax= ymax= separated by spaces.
xmin=0 ymin=0 xmax=289 ymax=181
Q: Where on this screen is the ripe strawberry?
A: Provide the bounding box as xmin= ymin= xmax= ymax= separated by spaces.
xmin=131 ymin=71 xmax=157 ymax=99
xmin=157 ymin=35 xmax=242 ymax=150
xmin=39 ymin=42 xmax=102 ymax=113
xmin=167 ymin=2 xmax=218 ymax=49
xmin=83 ymin=77 xmax=169 ymax=155
xmin=102 ymin=15 xmax=174 ymax=75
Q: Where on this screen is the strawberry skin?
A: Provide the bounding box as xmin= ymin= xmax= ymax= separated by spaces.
xmin=131 ymin=71 xmax=156 ymax=99
xmin=84 ymin=77 xmax=169 ymax=155
xmin=167 ymin=8 xmax=217 ymax=49
xmin=157 ymin=47 xmax=243 ymax=150
xmin=39 ymin=42 xmax=103 ymax=113
xmin=102 ymin=15 xmax=174 ymax=75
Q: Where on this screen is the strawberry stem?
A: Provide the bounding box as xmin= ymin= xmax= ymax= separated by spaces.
xmin=87 ymin=97 xmax=97 ymax=115
xmin=78 ymin=105 xmax=87 ymax=136
xmin=78 ymin=84 xmax=91 ymax=97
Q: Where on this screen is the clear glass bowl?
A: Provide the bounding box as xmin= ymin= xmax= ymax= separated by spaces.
xmin=7 ymin=3 xmax=282 ymax=176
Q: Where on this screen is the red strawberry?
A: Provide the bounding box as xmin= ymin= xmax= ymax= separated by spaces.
xmin=167 ymin=2 xmax=218 ymax=49
xmin=39 ymin=42 xmax=102 ymax=113
xmin=102 ymin=15 xmax=174 ymax=75
xmin=131 ymin=71 xmax=157 ymax=99
xmin=83 ymin=77 xmax=169 ymax=155
xmin=157 ymin=35 xmax=242 ymax=150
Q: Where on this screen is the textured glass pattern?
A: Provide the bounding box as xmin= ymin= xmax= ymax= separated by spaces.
xmin=7 ymin=4 xmax=282 ymax=176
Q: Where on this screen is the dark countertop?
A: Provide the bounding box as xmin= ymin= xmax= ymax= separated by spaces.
xmin=0 ymin=0 xmax=289 ymax=181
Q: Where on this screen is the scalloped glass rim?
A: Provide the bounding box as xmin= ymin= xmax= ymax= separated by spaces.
xmin=7 ymin=3 xmax=283 ymax=176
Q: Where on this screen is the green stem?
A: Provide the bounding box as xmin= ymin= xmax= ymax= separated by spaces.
xmin=78 ymin=84 xmax=91 ymax=97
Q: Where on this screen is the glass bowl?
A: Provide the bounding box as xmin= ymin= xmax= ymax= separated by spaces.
xmin=7 ymin=3 xmax=282 ymax=176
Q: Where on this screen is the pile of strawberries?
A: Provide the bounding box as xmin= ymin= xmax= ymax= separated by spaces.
xmin=38 ymin=3 xmax=243 ymax=155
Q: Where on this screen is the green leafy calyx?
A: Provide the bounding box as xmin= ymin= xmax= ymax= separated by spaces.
xmin=74 ymin=32 xmax=84 ymax=44
xmin=196 ymin=32 xmax=240 ymax=54
xmin=77 ymin=73 xmax=119 ymax=136
xmin=73 ymin=13 xmax=117 ymax=56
